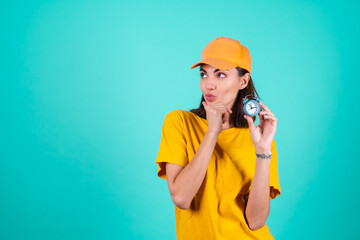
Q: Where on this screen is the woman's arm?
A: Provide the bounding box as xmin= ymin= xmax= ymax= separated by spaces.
xmin=243 ymin=101 xmax=278 ymax=230
xmin=244 ymin=148 xmax=272 ymax=230
xmin=166 ymin=130 xmax=218 ymax=210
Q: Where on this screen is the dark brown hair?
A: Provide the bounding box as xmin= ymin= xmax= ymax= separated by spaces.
xmin=189 ymin=66 xmax=260 ymax=128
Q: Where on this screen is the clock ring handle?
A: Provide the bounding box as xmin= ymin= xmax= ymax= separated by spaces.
xmin=242 ymin=94 xmax=261 ymax=101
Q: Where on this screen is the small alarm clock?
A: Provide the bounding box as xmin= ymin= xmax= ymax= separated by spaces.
xmin=243 ymin=95 xmax=262 ymax=116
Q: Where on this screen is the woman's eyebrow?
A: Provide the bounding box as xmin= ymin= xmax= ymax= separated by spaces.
xmin=200 ymin=68 xmax=228 ymax=73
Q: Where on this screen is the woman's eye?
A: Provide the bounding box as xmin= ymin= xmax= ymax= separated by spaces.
xmin=200 ymin=72 xmax=225 ymax=78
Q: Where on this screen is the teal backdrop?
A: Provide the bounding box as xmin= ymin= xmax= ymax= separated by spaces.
xmin=1 ymin=0 xmax=359 ymax=239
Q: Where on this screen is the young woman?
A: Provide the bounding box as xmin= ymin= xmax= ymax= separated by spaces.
xmin=155 ymin=36 xmax=281 ymax=240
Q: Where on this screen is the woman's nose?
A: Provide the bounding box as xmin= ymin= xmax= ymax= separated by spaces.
xmin=206 ymin=78 xmax=216 ymax=90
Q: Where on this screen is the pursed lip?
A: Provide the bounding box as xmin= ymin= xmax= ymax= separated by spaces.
xmin=205 ymin=94 xmax=216 ymax=102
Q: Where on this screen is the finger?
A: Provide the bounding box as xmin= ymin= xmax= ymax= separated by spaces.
xmin=259 ymin=110 xmax=274 ymax=116
xmin=216 ymin=106 xmax=230 ymax=114
xmin=258 ymin=111 xmax=266 ymax=127
xmin=259 ymin=110 xmax=274 ymax=117
xmin=259 ymin=101 xmax=270 ymax=112
xmin=264 ymin=115 xmax=277 ymax=122
xmin=244 ymin=115 xmax=256 ymax=131
xmin=258 ymin=111 xmax=265 ymax=120
xmin=211 ymin=103 xmax=230 ymax=112
xmin=202 ymin=101 xmax=207 ymax=110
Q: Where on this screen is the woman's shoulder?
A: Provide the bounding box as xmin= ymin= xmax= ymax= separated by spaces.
xmin=164 ymin=109 xmax=199 ymax=124
xmin=165 ymin=109 xmax=191 ymax=118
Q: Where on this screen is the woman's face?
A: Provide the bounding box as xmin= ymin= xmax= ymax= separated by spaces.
xmin=199 ymin=63 xmax=249 ymax=110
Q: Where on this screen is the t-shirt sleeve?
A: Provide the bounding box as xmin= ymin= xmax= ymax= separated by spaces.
xmin=244 ymin=139 xmax=281 ymax=202
xmin=269 ymin=139 xmax=281 ymax=200
xmin=155 ymin=110 xmax=188 ymax=180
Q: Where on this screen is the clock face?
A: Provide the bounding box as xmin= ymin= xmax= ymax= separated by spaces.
xmin=246 ymin=100 xmax=260 ymax=115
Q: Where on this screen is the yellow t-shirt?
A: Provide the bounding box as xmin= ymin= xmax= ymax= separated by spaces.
xmin=155 ymin=109 xmax=281 ymax=240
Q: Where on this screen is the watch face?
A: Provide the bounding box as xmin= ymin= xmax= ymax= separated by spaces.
xmin=246 ymin=100 xmax=260 ymax=115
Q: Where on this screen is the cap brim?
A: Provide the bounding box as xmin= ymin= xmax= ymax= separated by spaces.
xmin=190 ymin=58 xmax=237 ymax=70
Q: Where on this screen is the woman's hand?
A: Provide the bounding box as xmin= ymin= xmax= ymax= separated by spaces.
xmin=244 ymin=101 xmax=277 ymax=152
xmin=202 ymin=101 xmax=232 ymax=136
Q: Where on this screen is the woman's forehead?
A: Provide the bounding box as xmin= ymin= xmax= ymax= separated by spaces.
xmin=200 ymin=63 xmax=215 ymax=69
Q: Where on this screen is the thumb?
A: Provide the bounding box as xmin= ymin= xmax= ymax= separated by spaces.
xmin=244 ymin=114 xmax=255 ymax=131
xmin=202 ymin=101 xmax=207 ymax=109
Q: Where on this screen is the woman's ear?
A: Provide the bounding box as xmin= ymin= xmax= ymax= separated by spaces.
xmin=239 ymin=73 xmax=250 ymax=90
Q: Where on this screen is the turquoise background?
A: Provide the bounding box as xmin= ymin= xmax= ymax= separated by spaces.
xmin=1 ymin=0 xmax=359 ymax=239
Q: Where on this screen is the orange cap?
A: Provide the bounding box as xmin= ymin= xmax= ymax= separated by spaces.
xmin=190 ymin=36 xmax=252 ymax=73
